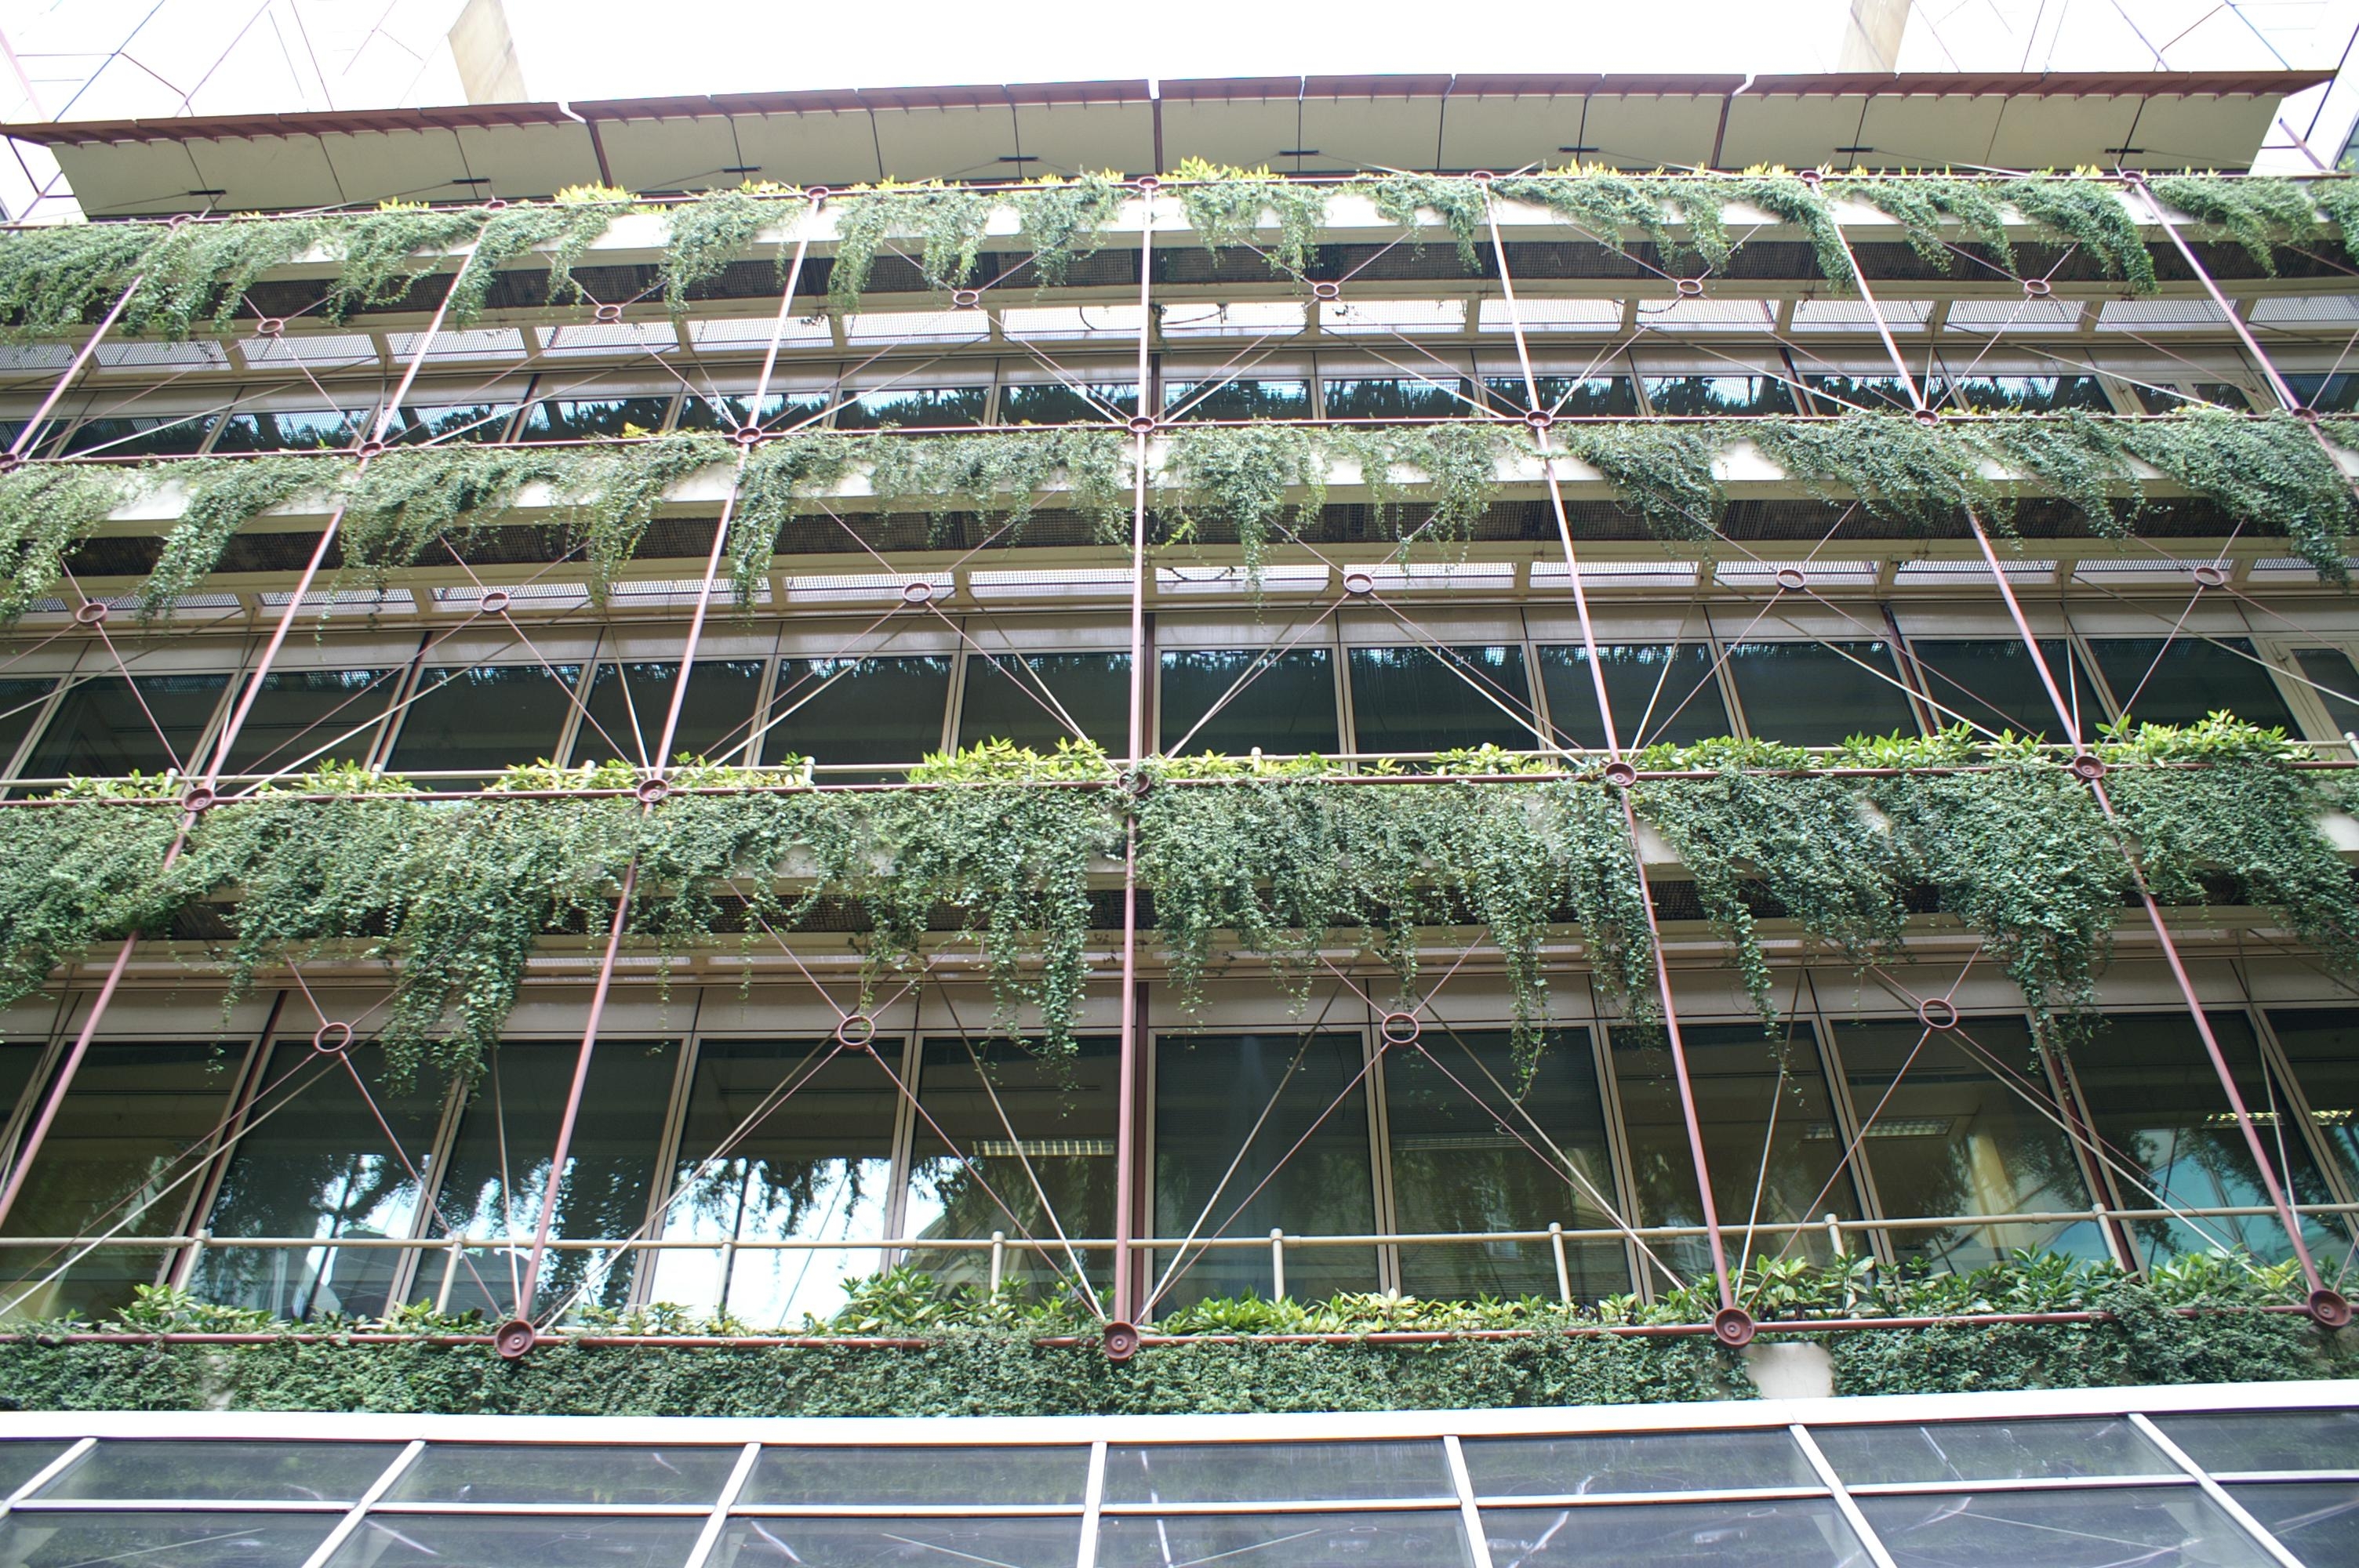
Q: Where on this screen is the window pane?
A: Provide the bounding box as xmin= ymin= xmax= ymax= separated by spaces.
xmin=1809 ymin=1417 xmax=2169 ymax=1485
xmin=429 ymin=1040 xmax=675 ymax=1319
xmin=581 ymin=660 xmax=764 ymax=768
xmin=714 ymin=1516 xmax=1081 ymax=1568
xmin=2070 ymin=1011 xmax=2342 ymax=1268
xmin=2088 ymin=638 xmax=2295 ymax=729
xmin=743 ymin=1445 xmax=1089 ymax=1506
xmin=1324 ymin=377 xmax=1471 ymax=419
xmin=1612 ymin=1022 xmax=1861 ymax=1273
xmin=387 ymin=664 xmax=582 ymax=779
xmin=2291 ymin=648 xmax=2359 ymax=737
xmin=22 ymin=673 xmax=227 ymax=779
xmin=1484 ymin=1497 xmax=1863 ymax=1568
xmin=0 ymin=1512 xmax=334 ymax=1568
xmin=1645 ymin=375 xmax=1794 ymax=416
xmin=394 ymin=402 xmax=515 ymax=443
xmin=1001 ymin=381 xmax=1139 ymax=423
xmin=1463 ymin=1431 xmax=1815 ymax=1497
xmin=0 ymin=1040 xmax=38 ymax=1130
xmin=0 ymin=677 xmax=54 ymax=774
xmin=39 ymin=1441 xmax=403 ymax=1502
xmin=1726 ymin=641 xmax=1915 ymax=746
xmin=390 ymin=1443 xmax=737 ymax=1504
xmin=194 ymin=1042 xmax=448 ymax=1322
xmin=1104 ymin=1441 xmax=1452 ymax=1504
xmin=674 ymin=390 xmax=833 ymax=434
xmin=326 ymin=1515 xmax=700 ymax=1568
xmin=957 ymin=652 xmax=1129 ymax=753
xmin=1154 ymin=1033 xmax=1376 ymax=1305
xmin=1859 ymin=1486 xmax=2277 ymax=1568
xmin=1159 ymin=648 xmax=1338 ymax=756
xmin=836 ymin=387 xmax=987 ymax=429
xmin=213 ymin=409 xmax=364 ymax=452
xmin=220 ymin=668 xmax=397 ymax=776
xmin=0 ymin=1443 xmax=69 ymax=1496
xmin=1806 ymin=373 xmax=1927 ymax=412
xmin=517 ymin=396 xmax=674 ymax=441
xmin=2229 ymin=1482 xmax=2359 ymax=1568
xmin=906 ymin=1035 xmax=1116 ymax=1298
xmin=1944 ymin=375 xmax=2110 ymax=413
xmin=2157 ymin=1409 xmax=2359 ymax=1472
xmin=2288 ymin=372 xmax=2359 ymax=413
xmin=2259 ymin=1008 xmax=2359 ymax=1191
xmin=651 ymin=1040 xmax=896 ymax=1328
xmin=1539 ymin=644 xmax=1728 ymax=750
xmin=1 ymin=1042 xmax=236 ymax=1319
xmin=1484 ymin=376 xmax=1637 ymax=416
xmin=770 ymin=655 xmax=950 ymax=771
xmin=1385 ymin=1029 xmax=1630 ymax=1301
xmin=61 ymin=416 xmax=212 ymax=457
xmin=1831 ymin=1018 xmax=2106 ymax=1272
xmin=2139 ymin=382 xmax=2250 ymax=414
xmin=1906 ymin=639 xmax=2096 ymax=741
xmin=1163 ymin=379 xmax=1310 ymax=420
xmin=1348 ymin=645 xmax=1537 ymax=754
xmin=1100 ymin=1512 xmax=1471 ymax=1568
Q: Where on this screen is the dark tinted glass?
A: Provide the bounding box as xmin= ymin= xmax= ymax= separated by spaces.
xmin=1644 ymin=375 xmax=1792 ymax=416
xmin=837 ymin=387 xmax=987 ymax=429
xmin=1103 ymin=1441 xmax=1451 ymax=1504
xmin=769 ymin=655 xmax=951 ymax=770
xmin=1484 ymin=376 xmax=1637 ymax=416
xmin=1539 ymin=643 xmax=1728 ymax=750
xmin=60 ymin=416 xmax=212 ymax=456
xmin=517 ymin=396 xmax=674 ymax=440
xmin=674 ymin=390 xmax=832 ymax=433
xmin=221 ymin=668 xmax=396 ymax=775
xmin=1805 ymin=373 xmax=1926 ymax=412
xmin=2288 ymin=372 xmax=2359 ymax=412
xmin=22 ymin=673 xmax=227 ymax=779
xmin=1159 ymin=648 xmax=1338 ymax=755
xmin=394 ymin=402 xmax=515 ymax=442
xmin=0 ymin=677 xmax=54 ymax=774
xmin=1907 ymin=638 xmax=2096 ymax=740
xmin=580 ymin=659 xmax=764 ymax=768
xmin=1001 ymin=382 xmax=1139 ymax=423
xmin=2291 ymin=648 xmax=2359 ymax=736
xmin=1347 ymin=645 xmax=1537 ymax=754
xmin=744 ymin=1444 xmax=1089 ymax=1505
xmin=1944 ymin=374 xmax=2110 ymax=412
xmin=1726 ymin=641 xmax=1915 ymax=745
xmin=2088 ymin=637 xmax=2295 ymax=729
xmin=1324 ymin=377 xmax=1471 ymax=419
xmin=1163 ymin=379 xmax=1310 ymax=420
xmin=387 ymin=663 xmax=581 ymax=778
xmin=2139 ymin=382 xmax=2251 ymax=413
xmin=390 ymin=1443 xmax=737 ymax=1504
xmin=2259 ymin=1008 xmax=2359 ymax=1189
xmin=1464 ymin=1430 xmax=1815 ymax=1497
xmin=211 ymin=408 xmax=363 ymax=452
xmin=957 ymin=651 xmax=1129 ymax=752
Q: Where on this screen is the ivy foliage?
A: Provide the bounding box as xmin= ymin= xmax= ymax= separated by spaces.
xmin=1999 ymin=172 xmax=2160 ymax=292
xmin=657 ymin=181 xmax=803 ymax=313
xmin=826 ymin=180 xmax=995 ymax=308
xmin=1012 ymin=172 xmax=1126 ymax=287
xmin=140 ymin=456 xmax=339 ymax=620
xmin=1169 ymin=158 xmax=1330 ymax=276
xmin=0 ymin=462 xmax=131 ymax=619
xmin=0 ymin=779 xmax=185 ymax=1021
xmin=1830 ymin=174 xmax=2016 ymax=270
xmin=2146 ymin=174 xmax=2321 ymax=274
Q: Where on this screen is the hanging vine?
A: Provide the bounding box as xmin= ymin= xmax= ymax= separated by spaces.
xmin=1745 ymin=412 xmax=2000 ymax=535
xmin=1158 ymin=423 xmax=1327 ymax=582
xmin=1830 ymin=174 xmax=2017 ymax=272
xmin=317 ymin=202 xmax=498 ymax=322
xmin=1554 ymin=421 xmax=1728 ymax=542
xmin=553 ymin=432 xmax=735 ymax=602
xmin=140 ymin=455 xmax=343 ymax=621
xmin=726 ymin=430 xmax=862 ymax=607
xmin=1169 ymin=159 xmax=1329 ymax=277
xmin=863 ymin=428 xmax=1129 ymax=544
xmin=442 ymin=187 xmax=638 ymax=326
xmin=336 ymin=444 xmax=572 ymax=590
xmin=1012 ymin=172 xmax=1125 ymax=288
xmin=0 ymin=463 xmax=131 ymax=620
xmin=0 ymin=780 xmax=184 ymax=1020
xmin=2145 ymin=174 xmax=2320 ymax=274
xmin=2128 ymin=408 xmax=2354 ymax=582
xmin=1368 ymin=173 xmax=1487 ymax=272
xmin=660 ymin=182 xmax=804 ymax=312
xmin=1325 ymin=423 xmax=1519 ymax=549
xmin=2000 ymin=172 xmax=2158 ymax=292
xmin=827 ymin=181 xmax=996 ymax=309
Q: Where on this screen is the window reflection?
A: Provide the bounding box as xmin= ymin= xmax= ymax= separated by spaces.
xmin=2087 ymin=637 xmax=2295 ymax=730
xmin=1538 ymin=644 xmax=1728 ymax=750
xmin=1483 ymin=376 xmax=1637 ymax=416
xmin=1644 ymin=376 xmax=1792 ymax=416
xmin=958 ymin=651 xmax=1129 ymax=753
xmin=0 ymin=677 xmax=55 ymax=775
xmin=2256 ymin=1008 xmax=2359 ymax=1198
xmin=1725 ymin=641 xmax=1915 ymax=746
xmin=1347 ymin=645 xmax=1537 ymax=755
xmin=836 ymin=386 xmax=989 ymax=430
xmin=387 ymin=664 xmax=582 ymax=779
xmin=1324 ymin=377 xmax=1471 ymax=419
xmin=2289 ymin=648 xmax=2359 ymax=737
xmin=769 ymin=655 xmax=951 ymax=771
xmin=1906 ymin=639 xmax=2095 ymax=741
xmin=1160 ymin=648 xmax=1339 ymax=756
xmin=580 ymin=659 xmax=763 ymax=768
xmin=1163 ymin=379 xmax=1311 ymax=420
xmin=21 ymin=673 xmax=227 ymax=781
xmin=221 ymin=668 xmax=395 ymax=776
xmin=1002 ymin=381 xmax=1140 ymax=423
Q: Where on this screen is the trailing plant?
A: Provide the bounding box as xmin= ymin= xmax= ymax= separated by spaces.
xmin=660 ymin=182 xmax=802 ymax=312
xmin=0 ymin=462 xmax=131 ymax=619
xmin=336 ymin=444 xmax=572 ymax=589
xmin=2146 ymin=174 xmax=2320 ymax=274
xmin=1012 ymin=172 xmax=1125 ymax=288
xmin=1700 ymin=169 xmax=1853 ymax=286
xmin=2001 ymin=172 xmax=2158 ymax=292
xmin=827 ymin=180 xmax=995 ymax=308
xmin=442 ymin=186 xmax=638 ymax=326
xmin=1830 ymin=173 xmax=2016 ymax=271
xmin=318 ymin=201 xmax=497 ymax=322
xmin=1326 ymin=423 xmax=1519 ymax=549
xmin=1554 ymin=420 xmax=1728 ymax=541
xmin=0 ymin=777 xmax=185 ymax=1021
xmin=1971 ymin=409 xmax=2138 ymax=534
xmin=140 ymin=455 xmax=343 ymax=620
xmin=2312 ymin=177 xmax=2359 ymax=263
xmin=553 ymin=432 xmax=735 ymax=602
xmin=1368 ymin=172 xmax=1487 ymax=272
xmin=1492 ymin=170 xmax=1699 ymax=271
xmin=0 ymin=220 xmax=173 ymax=340
xmin=726 ymin=430 xmax=863 ymax=606
xmin=1158 ymin=423 xmax=1326 ymax=581
xmin=864 ymin=427 xmax=1129 ymax=544
xmin=1169 ymin=158 xmax=1329 ymax=277
xmin=1745 ymin=412 xmax=2000 ymax=535
xmin=2126 ymin=408 xmax=2353 ymax=581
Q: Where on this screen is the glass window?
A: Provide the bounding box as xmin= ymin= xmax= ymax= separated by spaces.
xmin=387 ymin=663 xmax=583 ymax=779
xmin=743 ymin=1444 xmax=1090 ymax=1506
xmin=2068 ymin=1011 xmax=2343 ymax=1268
xmin=1538 ymin=643 xmax=1729 ymax=750
xmin=1943 ymin=374 xmax=2111 ymax=413
xmin=2290 ymin=648 xmax=2359 ymax=737
xmin=714 ymin=1517 xmax=1082 ymax=1568
xmin=1484 ymin=376 xmax=1637 ymax=416
xmin=2087 ymin=637 xmax=2295 ymax=730
xmin=907 ymin=1035 xmax=1117 ymax=1298
xmin=1001 ymin=381 xmax=1140 ymax=423
xmin=1347 ymin=645 xmax=1538 ymax=755
xmin=60 ymin=415 xmax=213 ymax=457
xmin=209 ymin=408 xmax=367 ymax=452
xmin=1484 ymin=1497 xmax=1862 ymax=1568
xmin=20 ymin=673 xmax=227 ymax=780
xmin=1104 ymin=1441 xmax=1452 ymax=1504
xmin=0 ymin=1511 xmax=336 ymax=1568
xmin=1384 ymin=1029 xmax=1629 ymax=1301
xmin=392 ymin=402 xmax=516 ymax=443
xmin=327 ymin=1515 xmax=702 ymax=1568
xmin=1643 ymin=375 xmax=1794 ymax=416
xmin=580 ymin=659 xmax=764 ymax=768
xmin=650 ymin=1040 xmax=897 ymax=1328
xmin=1907 ymin=639 xmax=2097 ymax=741
xmin=674 ymin=390 xmax=832 ymax=434
xmin=957 ymin=651 xmax=1129 ymax=753
xmin=0 ymin=677 xmax=55 ymax=774
xmin=1810 ymin=1417 xmax=2170 ymax=1485
xmin=1725 ymin=641 xmax=1916 ymax=746
xmin=516 ymin=396 xmax=674 ymax=441
xmin=1323 ymin=377 xmax=1472 ymax=419
xmin=2287 ymin=372 xmax=2359 ymax=413
xmin=0 ymin=1441 xmax=70 ymax=1495
xmin=1613 ymin=1022 xmax=1862 ymax=1273
xmin=194 ymin=1042 xmax=449 ymax=1322
xmin=1833 ymin=1017 xmax=2106 ymax=1272
xmin=1159 ymin=648 xmax=1339 ymax=756
xmin=1154 ymin=1033 xmax=1376 ymax=1305
xmin=836 ymin=387 xmax=987 ymax=429
xmin=390 ymin=1443 xmax=737 ymax=1504
xmin=2157 ymin=1410 xmax=2359 ymax=1472
xmin=1858 ymin=1486 xmax=2278 ymax=1568
xmin=1805 ymin=373 xmax=1932 ymax=412
xmin=38 ymin=1440 xmax=404 ymax=1501
xmin=1463 ymin=1430 xmax=1816 ymax=1497
xmin=769 ymin=655 xmax=950 ymax=771
xmin=2228 ymin=1482 xmax=2359 ymax=1568
xmin=1162 ymin=379 xmax=1310 ymax=420
xmin=2137 ymin=381 xmax=2252 ymax=413
xmin=2260 ymin=1009 xmax=2359 ymax=1193
xmin=428 ymin=1040 xmax=675 ymax=1319
xmin=220 ymin=668 xmax=397 ymax=777
xmin=1101 ymin=1512 xmax=1471 ymax=1568
xmin=0 ymin=1043 xmax=238 ymax=1319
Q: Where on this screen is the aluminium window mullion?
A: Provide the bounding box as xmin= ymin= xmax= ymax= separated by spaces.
xmin=1800 ymin=977 xmax=1893 ymax=1271
xmin=0 ymin=1438 xmax=93 ymax=1523
xmin=1789 ymin=1424 xmax=1902 ymax=1568
xmin=684 ymin=1442 xmax=761 ymax=1568
xmin=293 ymin=1438 xmax=424 ymax=1568
xmin=1075 ymin=1439 xmax=1107 ymax=1568
xmin=2125 ymin=1413 xmax=2310 ymax=1568
xmin=1363 ymin=1018 xmax=1398 ymax=1298
xmin=1442 ymin=1435 xmax=1499 ymax=1568
xmin=170 ymin=996 xmax=289 ymax=1294
xmin=627 ymin=991 xmax=709 ymax=1311
xmin=2237 ymin=999 xmax=2359 ymax=1238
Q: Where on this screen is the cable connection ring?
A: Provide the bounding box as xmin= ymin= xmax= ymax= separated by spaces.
xmin=255 ymin=317 xmax=286 ymax=337
xmin=1379 ymin=1012 xmax=1423 ymax=1047
xmin=2023 ymin=278 xmax=2054 ymax=299
xmin=1468 ymin=169 xmax=1497 ymax=183
xmin=1341 ymin=569 xmax=1376 ymax=597
xmin=807 ymin=186 xmax=831 ymax=202
xmin=313 ymin=1021 xmax=355 ymax=1055
xmin=900 ymin=579 xmax=937 ymax=607
xmin=835 ymin=1014 xmax=878 ymax=1051
xmin=1712 ymin=1305 xmax=1758 ymax=1348
xmin=0 ymin=454 xmax=21 ymax=474
xmin=1525 ymin=408 xmax=1555 ymax=431
xmin=1103 ymin=1320 xmax=1142 ymax=1360
xmin=732 ymin=424 xmax=767 ymax=447
xmin=1124 ymin=771 xmax=1154 ymax=800
xmin=1912 ymin=407 xmax=1942 ymax=424
xmin=951 ymin=288 xmax=982 ymax=308
xmin=476 ymin=589 xmax=514 ymax=615
xmin=482 ymin=198 xmax=509 ymax=212
xmin=2191 ymin=564 xmax=2229 ymax=589
xmin=493 ymin=1319 xmax=538 ymax=1359
xmin=1311 ymin=280 xmax=1341 ymax=301
xmin=1774 ymin=566 xmax=1809 ymax=593
xmin=1675 ymin=278 xmax=1706 ymax=299
xmin=635 ymin=778 xmax=671 ymax=805
xmin=73 ymin=601 xmax=110 ymax=626
xmin=1602 ymin=760 xmax=1639 ymax=789
xmin=2311 ymin=1287 xmax=2354 ymax=1329
xmin=593 ymin=303 xmax=625 ymax=323
xmin=2068 ymin=753 xmax=2107 ymax=782
xmin=180 ymin=786 xmax=216 ymax=816
xmin=1132 ymin=176 xmax=1160 ymax=194
xmin=168 ymin=212 xmax=198 ymax=228
xmin=1127 ymin=415 xmax=1159 ymax=436
xmin=1917 ymin=996 xmax=1961 ymax=1031
xmin=357 ymin=440 xmax=387 ymax=459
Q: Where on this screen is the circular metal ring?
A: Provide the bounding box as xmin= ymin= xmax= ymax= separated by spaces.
xmin=1379 ymin=1012 xmax=1423 ymax=1047
xmin=1525 ymin=408 xmax=1555 ymax=431
xmin=1912 ymin=407 xmax=1942 ymax=425
xmin=312 ymin=1020 xmax=355 ymax=1056
xmin=356 ymin=440 xmax=387 ymax=459
xmin=1132 ymin=176 xmax=1161 ymax=194
xmin=493 ymin=1319 xmax=538 ymax=1359
xmin=1124 ymin=771 xmax=1154 ymax=800
xmin=2023 ymin=278 xmax=2054 ymax=299
xmin=950 ymin=288 xmax=982 ymax=309
xmin=1602 ymin=759 xmax=1639 ymax=789
xmin=635 ymin=778 xmax=671 ymax=806
xmin=2068 ymin=753 xmax=2108 ymax=782
xmin=1711 ymin=1305 xmax=1758 ymax=1348
xmin=255 ymin=316 xmax=286 ymax=337
xmin=1127 ymin=414 xmax=1159 ymax=436
xmin=0 ymin=453 xmax=21 ymax=474
xmin=2310 ymin=1287 xmax=2354 ymax=1330
xmin=1103 ymin=1319 xmax=1142 ymax=1360
xmin=732 ymin=423 xmax=768 ymax=447
xmin=1796 ymin=169 xmax=1824 ymax=187
xmin=2191 ymin=563 xmax=2229 ymax=589
xmin=73 ymin=601 xmax=110 ymax=626
xmin=168 ymin=212 xmax=198 ymax=228
xmin=482 ymin=198 xmax=510 ymax=212
xmin=1311 ymin=280 xmax=1341 ymax=301
xmin=1917 ymin=996 xmax=1961 ymax=1031
xmin=593 ymin=302 xmax=625 ymax=323
xmin=1773 ymin=566 xmax=1809 ymax=593
xmin=476 ymin=589 xmax=514 ymax=615
xmin=1675 ymin=277 xmax=1706 ymax=299
xmin=807 ymin=186 xmax=832 ymax=202
xmin=899 ymin=579 xmax=937 ymax=607
xmin=180 ymin=786 xmax=216 ymax=815
xmin=1341 ymin=569 xmax=1377 ymax=597
xmin=1468 ymin=169 xmax=1497 ymax=183
xmin=835 ymin=1014 xmax=878 ymax=1051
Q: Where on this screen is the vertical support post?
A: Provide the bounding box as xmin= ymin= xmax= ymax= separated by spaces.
xmin=1816 ymin=198 xmax=2345 ymax=1324
xmin=1482 ymin=187 xmax=1744 ymax=1335
xmin=1270 ymin=1228 xmax=1285 ymax=1300
xmin=1550 ymin=1221 xmax=1572 ymax=1304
